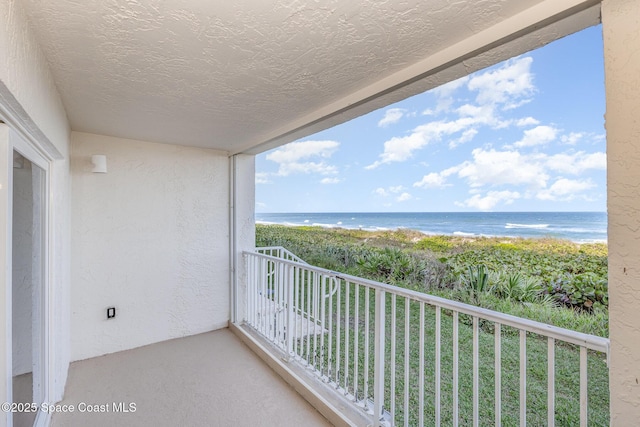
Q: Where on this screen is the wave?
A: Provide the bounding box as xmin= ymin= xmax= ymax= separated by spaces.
xmin=361 ymin=226 xmax=391 ymax=232
xmin=311 ymin=222 xmax=341 ymax=228
xmin=505 ymin=223 xmax=550 ymax=229
xmin=554 ymin=227 xmax=607 ymax=234
xmin=256 ymin=214 xmax=606 ymax=244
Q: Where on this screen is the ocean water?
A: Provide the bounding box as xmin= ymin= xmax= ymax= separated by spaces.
xmin=256 ymin=212 xmax=607 ymax=244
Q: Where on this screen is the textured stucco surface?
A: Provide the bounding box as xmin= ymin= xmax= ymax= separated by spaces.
xmin=17 ymin=0 xmax=603 ymax=153
xmin=70 ymin=132 xmax=230 ymax=361
xmin=232 ymin=154 xmax=255 ymax=324
xmin=1 ymin=0 xmax=72 ymax=404
xmin=0 ymin=0 xmax=69 ymax=152
xmin=603 ymin=0 xmax=640 ymax=424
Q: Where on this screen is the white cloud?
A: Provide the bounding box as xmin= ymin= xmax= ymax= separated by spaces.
xmin=513 ymin=125 xmax=558 ymax=148
xmin=516 ymin=117 xmax=540 ymax=127
xmin=267 ymin=140 xmax=338 ymax=163
xmin=455 ymin=104 xmax=509 ymax=129
xmin=320 ymin=177 xmax=341 ymax=184
xmin=374 ymin=187 xmax=389 ymax=197
xmin=366 ymin=131 xmax=428 ymax=169
xmin=366 ymin=57 xmax=539 ymax=168
xmin=546 ymin=151 xmax=606 ymax=174
xmin=277 ymin=162 xmax=337 ymax=176
xmin=267 ymin=140 xmax=339 ymax=176
xmin=366 ymin=118 xmax=483 ymax=168
xmin=561 ymin=132 xmax=585 ymax=145
xmin=456 ymin=104 xmax=490 ymax=120
xmin=467 ymin=57 xmax=534 ymax=106
xmin=458 ymin=190 xmax=521 ymax=211
xmin=433 ymin=76 xmax=470 ymax=97
xmin=374 ymin=185 xmax=405 ymax=197
xmin=503 ymin=98 xmax=532 ymax=111
xmin=449 ymin=128 xmax=479 ymax=149
xmin=430 ymin=76 xmax=470 ymax=113
xmin=413 ymin=172 xmax=451 ymax=188
xmin=537 ymin=178 xmax=595 ymax=201
xmin=456 ymin=148 xmax=549 ymax=189
xmin=397 ymin=192 xmax=413 ymax=202
xmin=255 ymin=172 xmax=271 ymax=184
xmin=415 ymin=145 xmax=605 ymax=209
xmin=378 ymin=108 xmax=406 ymax=127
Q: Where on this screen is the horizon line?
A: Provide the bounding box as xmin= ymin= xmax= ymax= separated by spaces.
xmin=256 ymin=210 xmax=607 ymax=214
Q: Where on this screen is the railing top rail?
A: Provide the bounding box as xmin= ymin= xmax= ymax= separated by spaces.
xmin=255 ymin=246 xmax=308 ymax=264
xmin=244 ymin=250 xmax=610 ymax=353
xmin=255 ymin=246 xmax=288 ymax=251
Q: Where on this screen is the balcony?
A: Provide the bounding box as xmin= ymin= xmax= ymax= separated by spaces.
xmin=47 ymin=247 xmax=610 ymax=427
xmin=49 ymin=329 xmax=331 ymax=427
xmin=243 ymin=247 xmax=610 ymax=427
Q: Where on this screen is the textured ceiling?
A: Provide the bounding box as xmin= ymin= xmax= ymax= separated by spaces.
xmin=19 ymin=0 xmax=599 ymax=154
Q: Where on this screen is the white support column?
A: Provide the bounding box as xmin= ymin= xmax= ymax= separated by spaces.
xmin=229 ymin=154 xmax=255 ymax=325
xmin=602 ymin=0 xmax=640 ymax=424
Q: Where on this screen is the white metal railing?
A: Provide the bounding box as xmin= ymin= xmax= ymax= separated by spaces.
xmin=255 ymin=246 xmax=309 ymax=264
xmin=244 ymin=249 xmax=610 ymax=427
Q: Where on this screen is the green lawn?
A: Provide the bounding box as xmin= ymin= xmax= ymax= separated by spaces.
xmin=291 ymin=282 xmax=608 ymax=426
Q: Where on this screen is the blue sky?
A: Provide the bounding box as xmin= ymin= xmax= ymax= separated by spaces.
xmin=256 ymin=25 xmax=606 ymax=213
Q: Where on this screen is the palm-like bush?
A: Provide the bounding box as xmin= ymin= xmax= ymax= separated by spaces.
xmin=462 ymin=265 xmax=493 ymax=303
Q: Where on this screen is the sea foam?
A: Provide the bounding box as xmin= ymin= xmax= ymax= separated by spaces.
xmin=505 ymin=223 xmax=549 ymax=229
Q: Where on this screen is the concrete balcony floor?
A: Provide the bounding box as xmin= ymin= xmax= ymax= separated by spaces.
xmin=51 ymin=328 xmax=332 ymax=427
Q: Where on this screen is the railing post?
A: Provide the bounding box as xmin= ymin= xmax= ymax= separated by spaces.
xmin=373 ymin=289 xmax=386 ymax=426
xmin=285 ymin=264 xmax=295 ymax=360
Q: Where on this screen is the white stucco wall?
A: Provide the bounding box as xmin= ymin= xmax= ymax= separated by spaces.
xmin=0 ymin=1 xmax=69 ymax=149
xmin=603 ymin=0 xmax=640 ymax=424
xmin=0 ymin=0 xmax=71 ymax=407
xmin=70 ymin=132 xmax=229 ymax=361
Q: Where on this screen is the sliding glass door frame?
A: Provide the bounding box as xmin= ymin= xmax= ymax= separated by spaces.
xmin=1 ymin=124 xmax=53 ymax=427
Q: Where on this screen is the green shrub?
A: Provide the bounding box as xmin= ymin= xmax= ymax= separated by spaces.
xmin=414 ymin=235 xmax=455 ymax=252
xmin=547 ymin=272 xmax=608 ymax=311
xmin=495 ymin=273 xmax=548 ymax=304
xmin=461 ymin=265 xmax=493 ymax=303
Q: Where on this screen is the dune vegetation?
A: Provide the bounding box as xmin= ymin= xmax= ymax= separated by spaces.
xmin=256 ymin=224 xmax=610 ymax=425
xmin=256 ymin=224 xmax=608 ymax=337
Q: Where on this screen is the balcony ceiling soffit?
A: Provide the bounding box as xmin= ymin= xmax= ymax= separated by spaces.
xmin=19 ymin=0 xmax=593 ymax=153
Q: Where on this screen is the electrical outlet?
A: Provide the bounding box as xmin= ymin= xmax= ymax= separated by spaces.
xmin=107 ymin=307 xmax=116 ymax=319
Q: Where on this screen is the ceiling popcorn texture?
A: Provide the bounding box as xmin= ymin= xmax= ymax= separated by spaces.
xmin=19 ymin=0 xmax=598 ymax=153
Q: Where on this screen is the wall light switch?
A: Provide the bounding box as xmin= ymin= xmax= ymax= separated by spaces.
xmin=107 ymin=307 xmax=116 ymax=319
